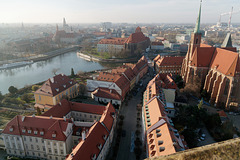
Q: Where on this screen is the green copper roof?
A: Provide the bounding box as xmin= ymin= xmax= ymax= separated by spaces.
xmin=194 ymin=0 xmax=202 ymax=34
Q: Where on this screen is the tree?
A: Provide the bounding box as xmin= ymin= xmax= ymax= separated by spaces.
xmin=36 ymin=107 xmax=42 ymax=116
xmin=78 ymin=84 xmax=87 ymax=96
xmin=21 ymin=93 xmax=30 ymax=103
xmin=8 ymin=86 xmax=18 ymax=94
xmin=32 ymin=85 xmax=39 ymax=91
xmin=0 ymin=91 xmax=4 ymax=101
xmin=198 ymin=98 xmax=203 ymax=110
xmin=70 ymin=68 xmax=75 ymax=78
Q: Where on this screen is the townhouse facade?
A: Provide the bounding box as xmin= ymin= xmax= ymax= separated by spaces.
xmin=2 ymin=100 xmax=116 ymax=160
xmin=34 ymin=74 xmax=78 ymax=111
xmin=153 ymin=55 xmax=184 ymax=75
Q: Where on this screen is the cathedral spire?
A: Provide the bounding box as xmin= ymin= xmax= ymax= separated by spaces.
xmin=194 ymin=0 xmax=202 ymax=34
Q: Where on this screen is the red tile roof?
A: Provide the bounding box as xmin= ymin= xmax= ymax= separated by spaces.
xmin=98 ymin=38 xmax=127 ymax=45
xmin=99 ymin=103 xmax=116 ymax=131
xmin=190 ymin=47 xmax=215 ymax=67
xmin=2 ymin=115 xmax=70 ymax=141
xmin=152 ymin=42 xmax=164 ymax=46
xmin=92 ymin=87 xmax=122 ymax=100
xmin=125 ymin=32 xmax=149 ymax=44
xmin=156 ymin=56 xmax=184 ymax=67
xmin=218 ymin=110 xmax=227 ymax=118
xmin=111 ymin=67 xmax=135 ymax=81
xmin=35 ymin=74 xmax=76 ymax=96
xmin=42 ymin=99 xmax=106 ymax=118
xmin=66 ymin=122 xmax=109 ymax=160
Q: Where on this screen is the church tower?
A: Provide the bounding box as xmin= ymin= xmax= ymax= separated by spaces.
xmin=182 ymin=0 xmax=202 ymax=81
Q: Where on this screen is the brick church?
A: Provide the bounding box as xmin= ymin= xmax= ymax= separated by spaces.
xmin=181 ymin=2 xmax=240 ymax=108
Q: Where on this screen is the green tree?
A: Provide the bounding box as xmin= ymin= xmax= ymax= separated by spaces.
xmin=21 ymin=93 xmax=30 ymax=103
xmin=198 ymin=99 xmax=203 ymax=110
xmin=71 ymin=68 xmax=75 ymax=78
xmin=8 ymin=86 xmax=18 ymax=94
xmin=36 ymin=107 xmax=42 ymax=116
xmin=0 ymin=91 xmax=4 ymax=101
xmin=32 ymin=85 xmax=39 ymax=91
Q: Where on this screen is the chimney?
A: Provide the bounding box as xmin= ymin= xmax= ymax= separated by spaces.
xmin=82 ymin=130 xmax=86 ymax=140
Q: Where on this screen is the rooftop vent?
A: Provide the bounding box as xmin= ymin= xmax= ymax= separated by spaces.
xmin=159 ymin=147 xmax=165 ymax=152
xmin=156 ymin=133 xmax=162 ymax=137
xmin=158 ymin=140 xmax=163 ymax=145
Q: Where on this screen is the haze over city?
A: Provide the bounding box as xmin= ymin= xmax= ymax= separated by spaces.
xmin=1 ymin=0 xmax=240 ymax=24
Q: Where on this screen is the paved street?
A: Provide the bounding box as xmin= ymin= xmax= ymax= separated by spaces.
xmin=197 ymin=126 xmax=216 ymax=147
xmin=116 ymin=67 xmax=153 ymax=160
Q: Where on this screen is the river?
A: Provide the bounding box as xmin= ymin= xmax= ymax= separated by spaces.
xmin=0 ymin=52 xmax=106 ymax=94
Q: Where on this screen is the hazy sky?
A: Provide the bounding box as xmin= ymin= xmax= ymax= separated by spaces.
xmin=1 ymin=0 xmax=240 ymax=24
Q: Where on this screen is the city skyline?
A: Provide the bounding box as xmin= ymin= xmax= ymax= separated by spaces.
xmin=1 ymin=0 xmax=240 ymax=24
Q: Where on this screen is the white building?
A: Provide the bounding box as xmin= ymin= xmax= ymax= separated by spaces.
xmin=2 ymin=100 xmax=116 ymax=160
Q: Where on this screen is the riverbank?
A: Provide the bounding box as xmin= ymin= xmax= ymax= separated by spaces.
xmin=0 ymin=46 xmax=80 ymax=66
xmin=78 ymin=52 xmax=140 ymax=63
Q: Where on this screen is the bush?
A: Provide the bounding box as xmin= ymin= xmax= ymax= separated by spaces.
xmin=8 ymin=86 xmax=18 ymax=94
xmin=2 ymin=97 xmax=24 ymax=105
xmin=32 ymin=85 xmax=39 ymax=91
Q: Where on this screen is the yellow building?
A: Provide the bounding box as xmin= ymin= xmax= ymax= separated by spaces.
xmin=34 ymin=74 xmax=78 ymax=111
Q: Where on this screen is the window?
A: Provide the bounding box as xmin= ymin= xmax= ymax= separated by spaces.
xmin=34 ymin=130 xmax=38 ymax=135
xmin=17 ymin=137 xmax=19 ymax=141
xmin=28 ymin=130 xmax=32 ymax=134
xmin=40 ymin=131 xmax=44 ymax=135
xmin=43 ymin=146 xmax=45 ymax=151
xmin=52 ymin=134 xmax=56 ymax=138
xmin=61 ymin=150 xmax=64 ymax=154
xmin=36 ymin=138 xmax=38 ymax=143
xmin=37 ymin=145 xmax=39 ymax=150
xmin=55 ymin=149 xmax=57 ymax=154
xmin=48 ymin=148 xmax=52 ymax=153
xmin=30 ymin=137 xmax=32 ymax=142
xmin=42 ymin=139 xmax=44 ymax=143
xmin=22 ymin=129 xmax=26 ymax=133
xmin=25 ymin=144 xmax=28 ymax=149
xmin=31 ymin=144 xmax=34 ymax=149
xmin=39 ymin=95 xmax=41 ymax=101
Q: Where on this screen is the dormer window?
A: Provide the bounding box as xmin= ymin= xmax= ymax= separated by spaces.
xmin=52 ymin=133 xmax=56 ymax=138
xmin=98 ymin=143 xmax=102 ymax=150
xmin=9 ymin=127 xmax=13 ymax=132
xmin=40 ymin=131 xmax=44 ymax=135
xmin=103 ymin=135 xmax=107 ymax=141
xmin=69 ymin=81 xmax=72 ymax=84
xmin=28 ymin=129 xmax=32 ymax=134
xmin=63 ymin=85 xmax=66 ymax=88
xmin=91 ymin=154 xmax=96 ymax=160
xmin=22 ymin=129 xmax=26 ymax=133
xmin=34 ymin=130 xmax=38 ymax=135
xmin=56 ymin=88 xmax=59 ymax=92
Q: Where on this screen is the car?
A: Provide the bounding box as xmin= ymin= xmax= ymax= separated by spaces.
xmin=229 ymin=112 xmax=234 ymax=115
xmin=200 ymin=137 xmax=205 ymax=141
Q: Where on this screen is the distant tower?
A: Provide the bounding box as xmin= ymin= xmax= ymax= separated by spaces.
xmin=63 ymin=18 xmax=66 ymax=27
xmin=21 ymin=22 xmax=24 ymax=29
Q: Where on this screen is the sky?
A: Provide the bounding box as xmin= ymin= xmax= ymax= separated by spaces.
xmin=0 ymin=0 xmax=240 ymax=24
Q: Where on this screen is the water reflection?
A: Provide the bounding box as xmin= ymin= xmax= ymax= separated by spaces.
xmin=0 ymin=52 xmax=105 ymax=94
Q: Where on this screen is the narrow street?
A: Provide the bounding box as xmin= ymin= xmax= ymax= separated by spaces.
xmin=116 ymin=65 xmax=153 ymax=160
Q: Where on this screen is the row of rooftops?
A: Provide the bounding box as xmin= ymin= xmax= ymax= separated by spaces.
xmin=190 ymin=43 xmax=240 ymax=76
xmin=98 ymin=26 xmax=149 ymax=45
xmin=93 ymin=56 xmax=148 ymax=99
xmin=153 ymin=55 xmax=185 ymax=67
xmin=143 ymin=74 xmax=187 ymax=158
xmin=3 ymin=100 xmax=116 ymax=160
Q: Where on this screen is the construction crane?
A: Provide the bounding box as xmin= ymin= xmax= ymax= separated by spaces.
xmin=217 ymin=7 xmax=240 ymax=28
